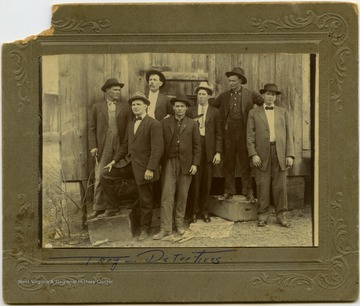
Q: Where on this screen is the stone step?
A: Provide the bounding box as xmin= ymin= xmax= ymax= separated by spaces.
xmin=208 ymin=195 xmax=258 ymax=221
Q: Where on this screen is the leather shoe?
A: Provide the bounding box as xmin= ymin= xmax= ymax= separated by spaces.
xmin=138 ymin=231 xmax=149 ymax=241
xmin=177 ymin=226 xmax=186 ymax=235
xmin=87 ymin=210 xmax=105 ymax=220
xmin=258 ymin=220 xmax=267 ymax=227
xmin=202 ymin=214 xmax=211 ymax=223
xmin=278 ymin=220 xmax=291 ymax=228
xmin=191 ymin=214 xmax=197 ymax=223
xmin=220 ymin=193 xmax=233 ymax=200
xmin=246 ymin=193 xmax=256 ymax=203
xmin=153 ymin=230 xmax=171 ymax=240
xmin=97 ymin=210 xmax=117 ymax=219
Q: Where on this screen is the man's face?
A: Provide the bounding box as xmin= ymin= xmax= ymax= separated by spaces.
xmin=197 ymin=89 xmax=210 ymax=106
xmin=148 ymin=74 xmax=163 ymax=92
xmin=131 ymin=100 xmax=148 ymax=116
xmin=228 ymin=75 xmax=242 ymax=91
xmin=106 ymin=86 xmax=121 ymax=101
xmin=262 ymin=91 xmax=277 ymax=106
xmin=173 ymin=101 xmax=188 ymax=118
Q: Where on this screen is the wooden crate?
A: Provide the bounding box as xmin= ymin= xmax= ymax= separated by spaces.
xmin=208 ymin=195 xmax=258 ymax=221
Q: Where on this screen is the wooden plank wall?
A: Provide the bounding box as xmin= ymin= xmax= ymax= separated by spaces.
xmin=47 ymin=53 xmax=312 ymax=180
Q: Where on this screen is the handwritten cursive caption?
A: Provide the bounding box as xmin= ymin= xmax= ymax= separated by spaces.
xmin=50 ymin=249 xmax=236 ymax=271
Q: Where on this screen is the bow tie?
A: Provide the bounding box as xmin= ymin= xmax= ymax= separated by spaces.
xmin=135 ymin=116 xmax=142 ymax=121
xmin=265 ymin=106 xmax=274 ymax=110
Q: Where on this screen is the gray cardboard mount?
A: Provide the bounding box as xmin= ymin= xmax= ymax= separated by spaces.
xmin=2 ymin=3 xmax=358 ymax=303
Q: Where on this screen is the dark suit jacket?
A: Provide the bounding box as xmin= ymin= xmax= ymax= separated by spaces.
xmin=162 ymin=116 xmax=201 ymax=174
xmin=186 ymin=105 xmax=222 ymax=163
xmin=146 ymin=90 xmax=174 ymax=120
xmin=88 ymin=100 xmax=132 ymax=158
xmin=114 ymin=115 xmax=164 ymax=185
xmin=247 ymin=105 xmax=295 ymax=171
xmin=211 ymin=87 xmax=264 ymax=131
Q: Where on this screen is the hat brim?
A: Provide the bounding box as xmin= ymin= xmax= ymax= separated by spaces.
xmin=146 ymin=70 xmax=166 ymax=89
xmin=260 ymin=89 xmax=281 ymax=95
xmin=225 ymin=72 xmax=247 ymax=84
xmin=128 ymin=96 xmax=150 ymax=105
xmin=101 ymin=82 xmax=124 ymax=92
xmin=195 ymin=86 xmax=213 ymax=95
xmin=170 ymin=98 xmax=191 ymax=107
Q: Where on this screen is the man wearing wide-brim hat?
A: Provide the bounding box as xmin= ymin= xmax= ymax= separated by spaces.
xmin=87 ymin=78 xmax=133 ymax=220
xmin=145 ymin=69 xmax=174 ymax=120
xmin=153 ymin=93 xmax=201 ymax=240
xmin=247 ymin=83 xmax=295 ymax=228
xmin=100 ymin=92 xmax=164 ymax=240
xmin=186 ymin=82 xmax=222 ymax=223
xmin=211 ymin=67 xmax=264 ymax=202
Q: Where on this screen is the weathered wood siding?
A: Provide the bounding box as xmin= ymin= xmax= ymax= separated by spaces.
xmin=43 ymin=53 xmax=313 ymax=180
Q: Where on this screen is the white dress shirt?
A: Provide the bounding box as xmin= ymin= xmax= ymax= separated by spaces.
xmin=134 ymin=114 xmax=145 ymax=134
xmin=198 ymin=104 xmax=208 ymax=136
xmin=264 ymin=104 xmax=276 ymax=142
xmin=147 ymin=91 xmax=159 ymax=119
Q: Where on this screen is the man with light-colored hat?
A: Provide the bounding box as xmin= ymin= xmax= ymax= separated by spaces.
xmin=247 ymin=83 xmax=294 ymax=228
xmin=186 ymin=82 xmax=222 ymax=223
xmin=145 ymin=69 xmax=174 ymax=120
xmin=212 ymin=67 xmax=263 ymax=202
xmin=87 ymin=78 xmax=132 ymax=220
xmin=100 ymin=92 xmax=164 ymax=241
xmin=153 ymin=94 xmax=201 ymax=240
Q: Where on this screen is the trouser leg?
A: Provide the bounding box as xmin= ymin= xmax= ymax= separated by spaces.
xmin=100 ymin=164 xmax=133 ymax=211
xmin=137 ymin=183 xmax=154 ymax=232
xmin=160 ymin=158 xmax=177 ymax=232
xmin=174 ymin=173 xmax=192 ymax=229
xmin=255 ymin=166 xmax=271 ymax=222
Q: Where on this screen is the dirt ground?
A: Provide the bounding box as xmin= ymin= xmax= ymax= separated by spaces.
xmin=42 ymin=138 xmax=313 ymax=249
xmin=44 ymin=204 xmax=313 ymax=248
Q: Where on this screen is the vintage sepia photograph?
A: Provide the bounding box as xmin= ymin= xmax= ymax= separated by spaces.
xmin=41 ymin=52 xmax=316 ymax=248
xmin=3 ymin=2 xmax=357 ymax=303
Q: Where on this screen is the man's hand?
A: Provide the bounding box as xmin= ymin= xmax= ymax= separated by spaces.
xmin=189 ymin=165 xmax=197 ymax=175
xmin=212 ymin=152 xmax=221 ymax=165
xmin=252 ymin=155 xmax=262 ymax=168
xmin=144 ymin=169 xmax=154 ymax=181
xmin=286 ymin=157 xmax=294 ymax=168
xmin=104 ymin=160 xmax=116 ymax=172
xmin=90 ymin=148 xmax=98 ymax=158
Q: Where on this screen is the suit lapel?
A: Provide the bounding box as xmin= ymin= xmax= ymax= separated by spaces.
xmin=133 ymin=115 xmax=147 ymax=140
xmin=180 ymin=116 xmax=190 ymax=134
xmin=205 ymin=105 xmax=213 ymax=124
xmin=115 ymin=100 xmax=124 ymax=118
xmin=257 ymin=107 xmax=269 ymax=129
xmin=100 ymin=101 xmax=109 ymax=123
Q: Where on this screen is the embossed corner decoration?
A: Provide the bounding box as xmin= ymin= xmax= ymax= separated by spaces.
xmin=251 ymin=217 xmax=352 ymax=291
xmin=10 ymin=43 xmax=31 ymax=114
xmin=52 ymin=17 xmax=111 ymax=33
xmin=10 ymin=194 xmax=33 ymax=258
xmin=250 ymin=10 xmax=352 ymax=112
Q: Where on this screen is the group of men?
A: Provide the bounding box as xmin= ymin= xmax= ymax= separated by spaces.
xmin=87 ymin=66 xmax=295 ymax=241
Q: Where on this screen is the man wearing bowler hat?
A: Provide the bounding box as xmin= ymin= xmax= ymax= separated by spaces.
xmin=88 ymin=78 xmax=132 ymax=220
xmin=247 ymin=84 xmax=294 ymax=227
xmin=100 ymin=92 xmax=164 ymax=240
xmin=186 ymin=82 xmax=222 ymax=223
xmin=153 ymin=94 xmax=201 ymax=240
xmin=212 ymin=67 xmax=263 ymax=201
xmin=145 ymin=69 xmax=174 ymax=120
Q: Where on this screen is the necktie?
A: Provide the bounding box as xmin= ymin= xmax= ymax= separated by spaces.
xmin=135 ymin=116 xmax=142 ymax=121
xmin=265 ymin=106 xmax=274 ymax=110
xmin=200 ymin=106 xmax=205 ymax=129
